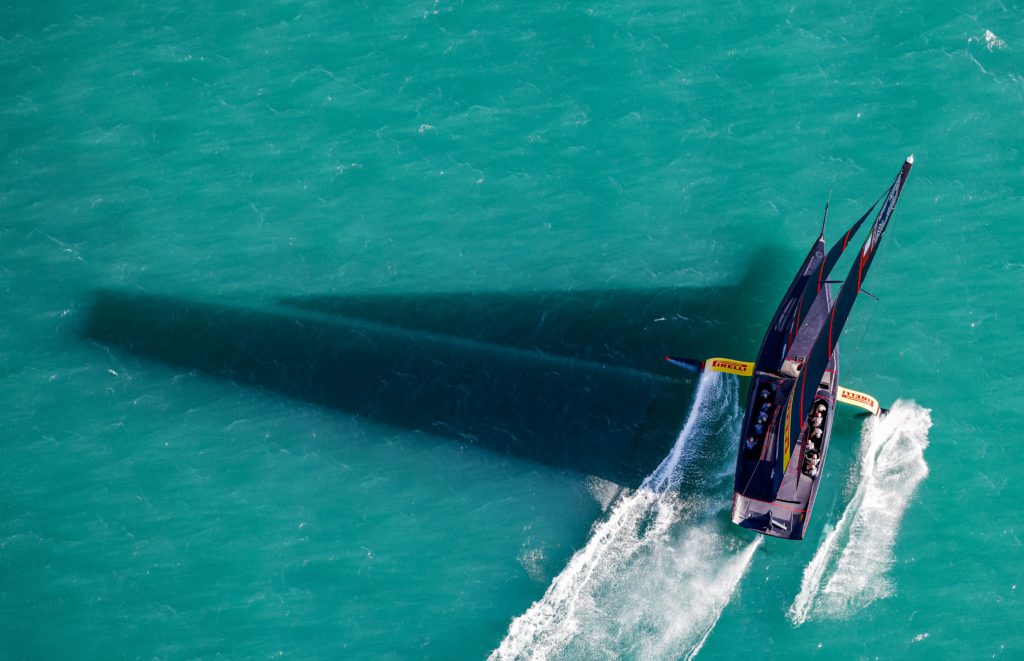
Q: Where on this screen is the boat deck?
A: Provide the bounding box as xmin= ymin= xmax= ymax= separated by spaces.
xmin=732 ymin=374 xmax=837 ymax=540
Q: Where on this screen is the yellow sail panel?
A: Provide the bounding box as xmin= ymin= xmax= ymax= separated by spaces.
xmin=704 ymin=358 xmax=755 ymax=377
xmin=837 ymin=387 xmax=882 ymax=415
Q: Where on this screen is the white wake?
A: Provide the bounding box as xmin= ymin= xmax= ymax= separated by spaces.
xmin=789 ymin=400 xmax=932 ymax=625
xmin=492 ymin=372 xmax=760 ymax=660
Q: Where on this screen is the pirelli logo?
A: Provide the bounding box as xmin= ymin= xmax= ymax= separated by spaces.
xmin=838 ymin=387 xmax=881 ymax=415
xmin=705 ymin=358 xmax=755 ymax=377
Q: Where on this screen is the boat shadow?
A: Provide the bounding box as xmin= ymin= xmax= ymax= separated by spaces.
xmin=80 ymin=249 xmax=789 ymax=487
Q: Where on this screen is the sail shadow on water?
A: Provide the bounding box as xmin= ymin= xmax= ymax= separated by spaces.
xmin=278 ymin=246 xmax=789 ymax=377
xmin=79 ymin=249 xmax=785 ymax=487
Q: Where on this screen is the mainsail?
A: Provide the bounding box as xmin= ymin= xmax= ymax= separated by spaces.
xmin=783 ymin=156 xmax=914 ymax=455
xmin=754 ymin=235 xmax=826 ymax=372
xmin=757 ymin=190 xmax=879 ymax=372
xmin=792 ymin=199 xmax=879 ymax=329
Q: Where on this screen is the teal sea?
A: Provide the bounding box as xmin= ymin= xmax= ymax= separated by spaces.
xmin=2 ymin=1 xmax=1022 ymax=658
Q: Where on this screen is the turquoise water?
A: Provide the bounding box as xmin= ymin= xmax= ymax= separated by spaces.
xmin=2 ymin=0 xmax=1022 ymax=657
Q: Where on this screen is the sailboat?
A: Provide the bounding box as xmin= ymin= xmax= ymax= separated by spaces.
xmin=667 ymin=155 xmax=914 ymax=540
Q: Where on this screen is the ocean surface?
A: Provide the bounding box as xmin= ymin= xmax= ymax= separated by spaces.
xmin=2 ymin=1 xmax=1022 ymax=658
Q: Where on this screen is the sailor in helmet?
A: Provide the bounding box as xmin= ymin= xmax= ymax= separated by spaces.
xmin=806 ymin=427 xmax=823 ymax=452
xmin=804 ymin=450 xmax=820 ymax=477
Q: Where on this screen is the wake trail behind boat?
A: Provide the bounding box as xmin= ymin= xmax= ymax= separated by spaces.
xmin=492 ymin=372 xmax=758 ymax=660
xmin=789 ymin=400 xmax=932 ymax=625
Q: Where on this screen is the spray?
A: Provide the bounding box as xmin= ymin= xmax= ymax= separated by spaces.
xmin=789 ymin=400 xmax=932 ymax=624
xmin=492 ymin=372 xmax=760 ymax=660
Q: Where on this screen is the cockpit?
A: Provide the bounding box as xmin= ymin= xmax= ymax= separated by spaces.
xmin=801 ymin=400 xmax=829 ymax=477
xmin=744 ymin=380 xmax=778 ymax=455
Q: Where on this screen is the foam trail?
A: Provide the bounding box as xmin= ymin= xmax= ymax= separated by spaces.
xmin=492 ymin=372 xmax=757 ymax=660
xmin=789 ymin=400 xmax=931 ymax=625
xmin=684 ymin=535 xmax=762 ymax=661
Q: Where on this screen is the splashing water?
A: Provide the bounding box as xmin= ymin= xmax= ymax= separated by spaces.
xmin=492 ymin=372 xmax=760 ymax=660
xmin=789 ymin=400 xmax=932 ymax=625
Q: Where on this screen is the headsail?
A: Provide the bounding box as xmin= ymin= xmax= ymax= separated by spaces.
xmin=783 ymin=156 xmax=914 ymax=456
xmin=754 ymin=235 xmax=826 ymax=372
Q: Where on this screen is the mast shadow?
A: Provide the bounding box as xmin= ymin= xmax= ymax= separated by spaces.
xmin=80 ymin=249 xmax=789 ymax=487
xmin=278 ymin=253 xmax=784 ymax=377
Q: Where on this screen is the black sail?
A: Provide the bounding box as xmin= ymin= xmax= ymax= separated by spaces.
xmin=754 ymin=235 xmax=825 ymax=372
xmin=793 ymin=199 xmax=879 ymax=329
xmin=783 ymin=156 xmax=914 ymax=456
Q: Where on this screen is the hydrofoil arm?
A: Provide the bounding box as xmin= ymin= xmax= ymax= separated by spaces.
xmin=837 ymin=386 xmax=884 ymax=416
xmin=665 ymin=356 xmax=886 ymax=415
xmin=664 ymin=356 xmax=753 ymax=376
